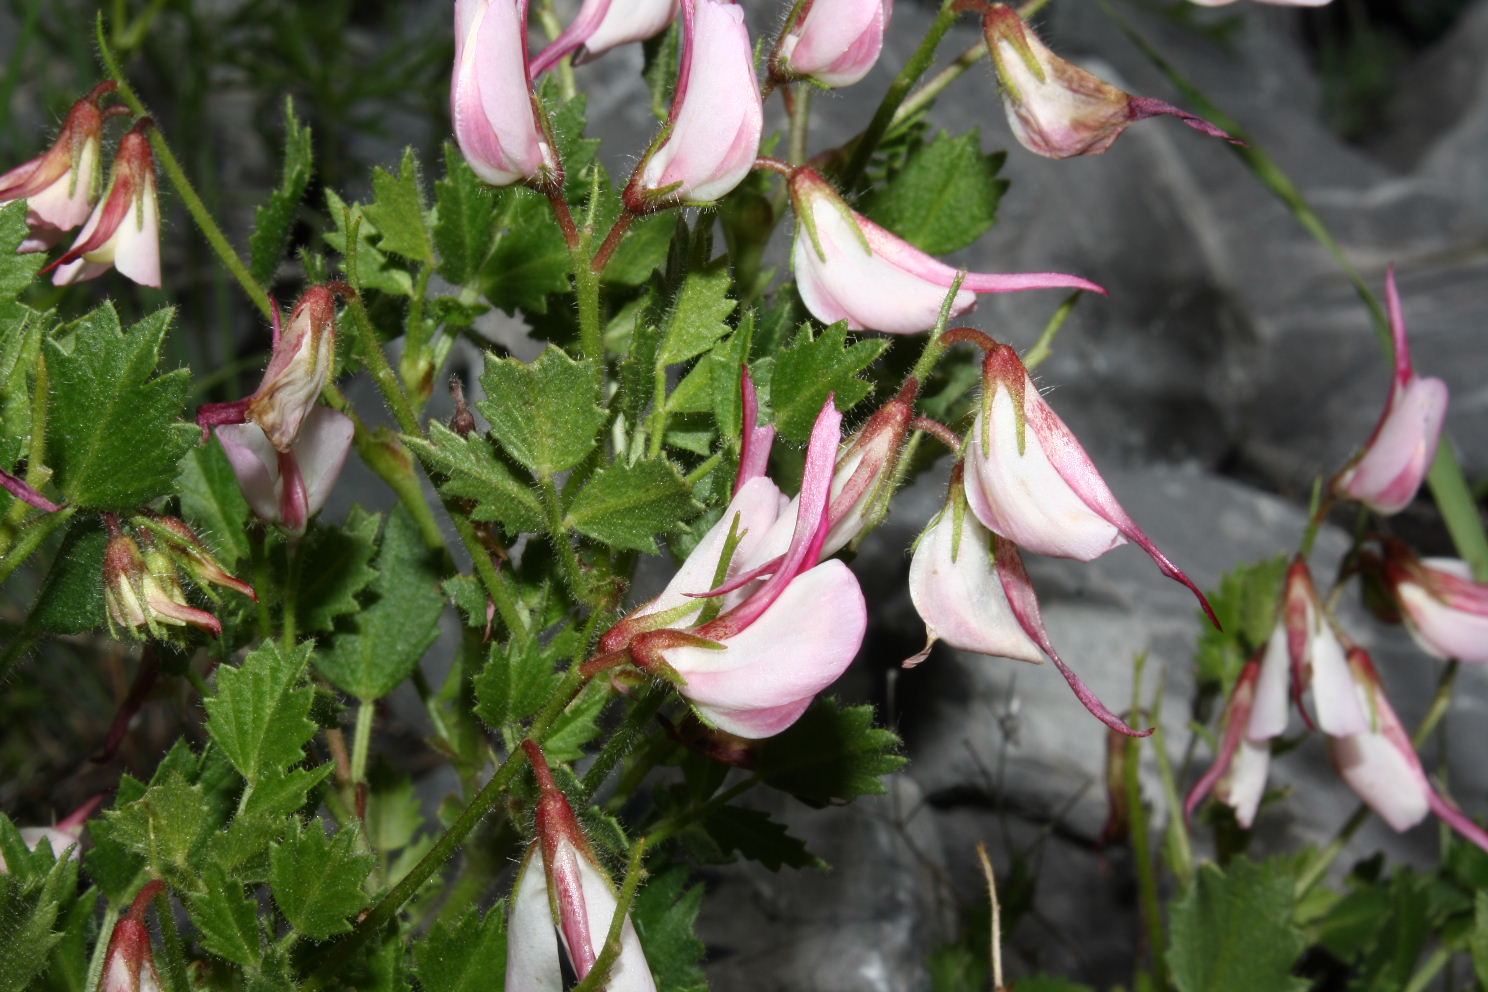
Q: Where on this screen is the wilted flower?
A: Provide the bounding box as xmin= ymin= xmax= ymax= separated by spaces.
xmin=530 ymin=0 xmax=680 ymax=77
xmin=599 ymin=393 xmax=866 ymax=738
xmin=216 ymin=406 xmax=355 ymax=536
xmin=1381 ymin=544 xmax=1488 ymax=664
xmin=104 ymin=518 xmax=222 ymax=639
xmin=49 ymin=119 xmax=160 ymax=287
xmin=141 ymin=514 xmax=256 ymax=601
xmin=772 ymin=0 xmax=892 ymax=88
xmin=626 ymin=0 xmax=762 ymax=209
xmin=788 ymin=166 xmax=1104 ymax=334
xmin=0 ymin=81 xmax=114 ymax=252
xmin=1185 ymin=657 xmax=1271 ymax=827
xmin=1331 ymin=269 xmax=1448 ymax=515
xmin=958 ymin=336 xmax=1215 ymax=621
xmin=452 ymin=0 xmax=560 ymax=187
xmin=99 ymin=882 xmax=166 ymax=992
xmin=506 ymin=742 xmax=657 ymax=992
xmin=979 ymin=4 xmax=1235 ymax=159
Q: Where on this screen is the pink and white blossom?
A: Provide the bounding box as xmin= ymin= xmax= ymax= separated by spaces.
xmin=530 ymin=0 xmax=680 ymax=77
xmin=1385 ymin=548 xmax=1488 ymax=664
xmin=99 ymin=883 xmax=166 ymax=992
xmin=1185 ymin=658 xmax=1271 ymax=827
xmin=216 ymin=406 xmax=354 ymax=536
xmin=773 ymin=0 xmax=892 ymax=88
xmin=49 ymin=119 xmax=160 ymax=287
xmin=1281 ymin=557 xmax=1369 ymax=736
xmin=1332 ymin=269 xmax=1448 ymax=515
xmin=788 ymin=167 xmax=1105 ymax=334
xmin=0 ymin=82 xmax=113 ymax=252
xmin=452 ymin=0 xmax=559 ymax=187
xmin=627 ymin=0 xmax=762 ymax=208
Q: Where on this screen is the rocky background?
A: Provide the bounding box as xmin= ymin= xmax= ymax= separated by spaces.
xmin=4 ymin=1 xmax=1486 ymax=989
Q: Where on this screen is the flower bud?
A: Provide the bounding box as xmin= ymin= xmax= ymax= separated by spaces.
xmin=217 ymin=406 xmax=354 ymax=536
xmin=980 ymin=4 xmax=1234 ymax=159
xmin=452 ymin=0 xmax=560 ymax=187
xmin=100 ymin=882 xmax=165 ymax=992
xmin=0 ymin=81 xmax=113 ymax=252
xmin=104 ymin=519 xmax=222 ymax=639
xmin=142 ymin=514 xmax=256 ymax=601
xmin=772 ymin=0 xmax=891 ymax=89
xmin=247 ymin=286 xmax=341 ymax=452
xmin=1331 ymin=269 xmax=1448 ymax=515
xmin=50 ymin=119 xmax=160 ymax=288
xmin=626 ymin=0 xmax=762 ymax=209
xmin=530 ymin=0 xmax=680 ymax=77
xmin=1382 ymin=544 xmax=1488 ymax=664
xmin=788 ymin=166 xmax=1104 ymax=334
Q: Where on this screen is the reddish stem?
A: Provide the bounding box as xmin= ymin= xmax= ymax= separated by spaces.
xmin=910 ymin=416 xmax=963 ymax=453
xmin=590 ymin=210 xmax=635 ymax=275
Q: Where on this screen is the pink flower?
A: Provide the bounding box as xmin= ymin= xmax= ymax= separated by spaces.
xmin=103 ymin=518 xmax=222 ymax=639
xmin=772 ymin=0 xmax=892 ymax=88
xmin=626 ymin=0 xmax=762 ymax=209
xmin=1331 ymin=269 xmax=1448 ymax=515
xmin=979 ymin=4 xmax=1235 ymax=159
xmin=906 ymin=470 xmax=1152 ymax=736
xmin=506 ymin=743 xmax=657 ymax=992
xmin=99 ymin=882 xmax=166 ymax=992
xmin=1384 ymin=546 xmax=1488 ymax=664
xmin=787 ymin=167 xmax=1105 ymax=334
xmin=452 ymin=0 xmax=560 ymax=187
xmin=1327 ymin=648 xmax=1488 ymax=849
xmin=1185 ymin=658 xmax=1271 ymax=827
xmin=1279 ymin=557 xmax=1369 ymax=736
xmin=217 ymin=406 xmax=354 ymax=536
xmin=530 ymin=0 xmax=680 ymax=77
xmin=959 ymin=338 xmax=1216 ymax=622
xmin=48 ymin=119 xmax=159 ymax=287
xmin=0 ymin=81 xmax=113 ymax=252
xmin=600 ymin=394 xmax=866 ymax=738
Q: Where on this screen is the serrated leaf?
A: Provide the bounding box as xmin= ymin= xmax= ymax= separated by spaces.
xmin=205 ymin=641 xmax=317 ymax=785
xmin=0 ymin=307 xmax=43 ymax=468
xmin=240 ymin=764 xmax=333 ymax=819
xmin=269 ymin=820 xmax=373 ymax=940
xmin=656 ymin=262 xmax=735 ymax=367
xmin=602 ymin=211 xmax=675 ymax=287
xmin=433 ymin=143 xmax=495 ymax=288
xmin=756 ymin=698 xmax=906 ymax=806
xmin=317 ymin=506 xmax=445 ymax=700
xmin=83 ymin=776 xmax=149 ymax=903
xmin=474 ymin=635 xmax=562 ymax=730
xmin=365 ymin=148 xmax=434 ymax=265
xmin=413 ymin=902 xmax=507 ymax=992
xmin=444 ymin=574 xmax=489 ymax=630
xmin=0 ymin=854 xmax=72 ymax=992
xmin=107 ymin=771 xmax=214 ymax=878
xmin=478 ymin=347 xmax=604 ymax=477
xmin=542 ymin=681 xmax=610 ymax=763
xmin=1195 ymin=556 xmax=1287 ymax=697
xmin=29 ymin=518 xmax=106 ymax=633
xmin=45 ymin=305 xmax=196 ymax=509
xmin=365 ymin=767 xmax=423 ymax=853
xmin=565 ymin=457 xmax=698 ymax=553
xmin=476 ymin=187 xmax=571 ymax=314
xmin=690 ymin=805 xmax=824 ymax=871
xmin=0 ymin=201 xmax=46 ymax=302
xmin=862 ymin=130 xmax=1007 ymax=255
xmin=769 ymin=321 xmax=887 ymax=444
xmin=405 ymin=424 xmax=545 ymax=533
xmin=177 ymin=438 xmax=251 ymax=569
xmin=632 ymin=867 xmax=706 ymax=992
xmin=294 ymin=509 xmax=381 ymax=633
xmin=325 ymin=189 xmax=414 ymax=297
xmin=189 ymin=864 xmax=263 ymax=969
xmin=249 ymin=97 xmax=313 ymax=287
xmin=1166 ymin=859 xmax=1309 ymax=992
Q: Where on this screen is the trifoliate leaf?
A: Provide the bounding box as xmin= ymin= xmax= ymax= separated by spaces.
xmin=324 ymin=189 xmax=414 ymax=297
xmin=412 ymin=902 xmax=508 ymax=992
xmin=365 ymin=147 xmax=434 ymax=266
xmin=249 ymin=97 xmax=313 ymax=288
xmin=177 ymin=438 xmax=251 ymax=570
xmin=268 ymin=820 xmax=373 ymax=941
xmin=1166 ymin=858 xmax=1308 ymax=992
xmin=317 ymin=505 xmax=445 ymax=700
xmin=565 ymin=457 xmax=699 ymax=553
xmin=769 ymin=321 xmax=887 ymax=444
xmin=862 ymin=129 xmax=1007 ymax=255
xmin=294 ymin=508 xmax=381 ymax=633
xmin=478 ymin=347 xmax=604 ymax=477
xmin=405 ymin=423 xmax=546 ymax=534
xmin=189 ymin=863 xmax=263 ymax=969
xmin=45 ymin=305 xmax=196 ymax=509
xmin=632 ymin=867 xmax=706 ymax=992
xmin=756 ymin=698 xmax=906 ymax=807
xmin=205 ymin=641 xmax=317 ymax=785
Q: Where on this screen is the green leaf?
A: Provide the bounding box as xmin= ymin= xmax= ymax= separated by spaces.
xmin=294 ymin=509 xmax=381 ymax=633
xmin=84 ymin=776 xmax=149 ymax=903
xmin=189 ymin=863 xmax=263 ymax=969
xmin=542 ymin=681 xmax=610 ymax=763
xmin=0 ymin=306 xmax=43 ymax=468
xmin=433 ymin=143 xmax=494 ymax=288
xmin=365 ymin=147 xmax=435 ymax=265
xmin=325 ymin=189 xmax=414 ymax=297
xmin=106 ymin=771 xmax=214 ymax=879
xmin=317 ymin=506 xmax=445 ymax=700
xmin=0 ymin=201 xmax=46 ymax=300
xmin=177 ymin=438 xmax=252 ymax=569
xmin=1194 ymin=556 xmax=1287 ymax=696
xmin=45 ymin=305 xmax=196 ymax=509
xmin=632 ymin=867 xmax=706 ymax=992
xmin=29 ymin=518 xmax=106 ymax=634
xmin=769 ymin=321 xmax=887 ymax=444
xmin=365 ymin=766 xmax=424 ymax=853
xmin=205 ymin=641 xmax=317 ymax=785
xmin=756 ymin=698 xmax=906 ymax=806
xmin=249 ymin=97 xmax=314 ymax=288
xmin=1166 ymin=859 xmax=1308 ymax=992
xmin=476 ymin=187 xmax=571 ymax=314
xmin=688 ymin=805 xmax=824 ymax=871
xmin=565 ymin=457 xmax=699 ymax=553
xmin=240 ymin=764 xmax=333 ymax=819
xmin=478 ymin=347 xmax=604 ymax=477
xmin=861 ymin=130 xmax=1007 ymax=255
xmin=405 ymin=423 xmax=546 ymax=534
xmin=656 ymin=262 xmax=736 ymax=367
xmin=0 ymin=855 xmax=72 ymax=992
xmin=474 ymin=634 xmax=562 ymax=730
xmin=412 ymin=902 xmax=508 ymax=992
xmin=1352 ymin=870 xmax=1432 ymax=992
xmin=928 ymin=945 xmax=989 ymax=992
xmin=269 ymin=820 xmax=373 ymax=940
xmin=602 ymin=211 xmax=675 ymax=287
xmin=1472 ymin=891 xmax=1488 ymax=989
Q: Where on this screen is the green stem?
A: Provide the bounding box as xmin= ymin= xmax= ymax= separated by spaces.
xmin=909 ymin=273 xmax=968 ymax=385
xmin=684 ymin=451 xmax=724 ymax=487
xmin=0 ymin=504 xmax=75 ymax=587
xmin=95 ymin=13 xmax=273 ymax=322
xmin=280 ymin=544 xmax=299 ymax=652
xmin=1022 ymin=291 xmax=1084 ymax=370
xmin=339 ymin=271 xmax=421 ymax=436
xmin=249 ymin=529 xmax=273 ymax=640
xmin=449 ymin=513 xmax=527 ymax=636
xmin=888 ymin=38 xmax=986 ymax=135
xmin=574 ymin=248 xmax=604 ymax=370
xmin=1124 ymin=700 xmax=1166 ymax=988
xmin=839 ymin=0 xmax=960 ymax=191
xmin=83 ymin=904 xmax=119 ymax=992
xmin=399 ymin=263 xmax=435 ymax=399
xmin=646 ymin=775 xmax=759 ymax=849
xmin=570 ymin=840 xmax=649 ymax=992
xmin=788 ymin=85 xmax=812 ymax=166
xmin=350 ymin=700 xmax=375 ymax=785
xmin=579 ymin=687 xmax=668 ymax=799
xmin=152 ymin=886 xmax=192 ymax=992
xmin=647 ymin=367 xmax=669 ymax=459
xmin=540 ymin=476 xmax=590 ymax=606
xmin=1401 ymin=946 xmax=1452 ymax=992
